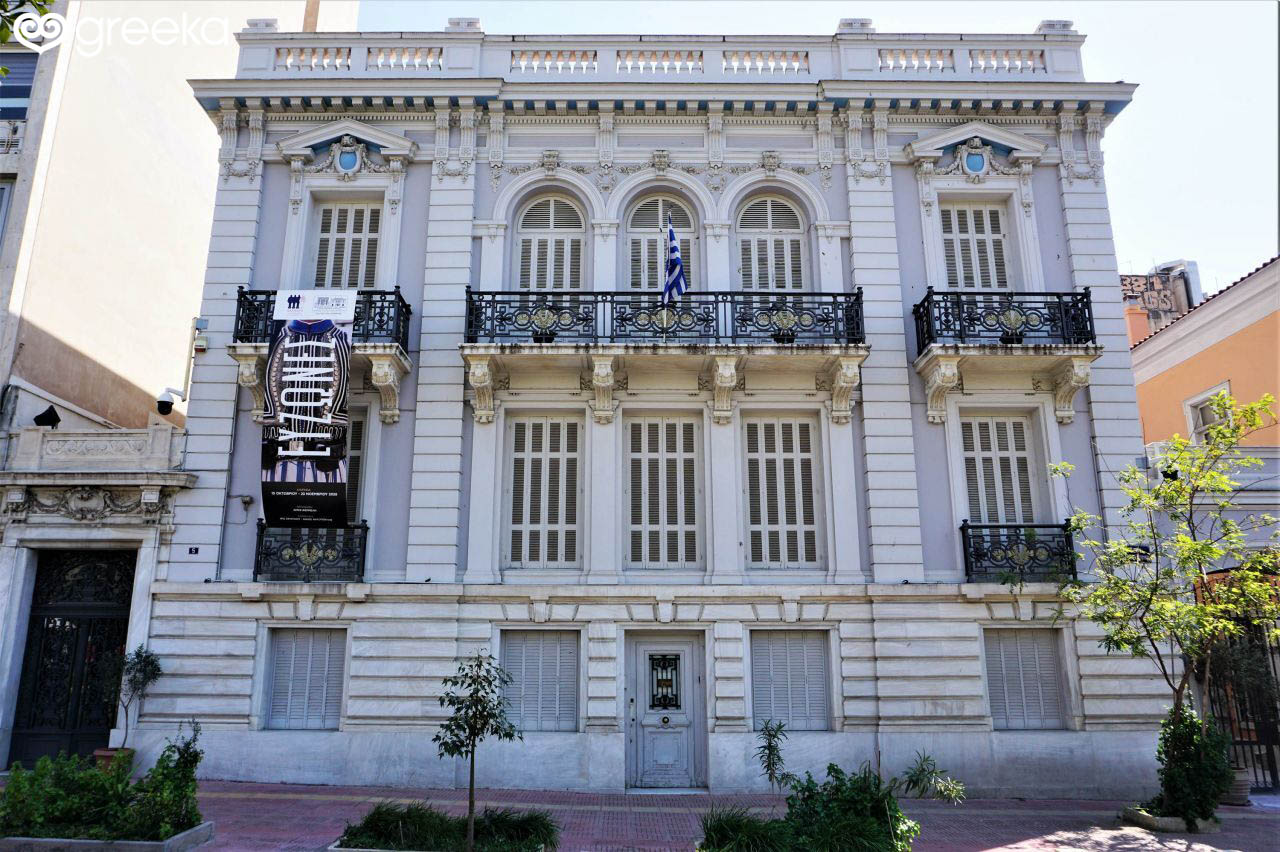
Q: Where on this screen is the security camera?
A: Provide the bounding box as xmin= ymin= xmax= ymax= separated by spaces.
xmin=156 ymin=387 xmax=186 ymax=416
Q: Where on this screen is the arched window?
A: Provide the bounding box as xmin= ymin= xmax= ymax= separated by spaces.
xmin=516 ymin=197 xmax=585 ymax=291
xmin=737 ymin=197 xmax=806 ymax=291
xmin=626 ymin=196 xmax=695 ymax=291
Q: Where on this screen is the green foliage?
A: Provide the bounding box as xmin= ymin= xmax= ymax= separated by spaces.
xmin=0 ymin=722 xmax=202 ymax=841
xmin=1 ymin=1 xmax=53 ymax=71
xmin=337 ymin=801 xmax=559 ymax=852
xmin=120 ymin=645 xmax=163 ymax=749
xmin=755 ymin=720 xmax=793 ymax=794
xmin=1147 ymin=706 xmax=1233 ymax=831
xmin=700 ymin=806 xmax=793 ymax=852
xmin=900 ymin=752 xmax=965 ymax=805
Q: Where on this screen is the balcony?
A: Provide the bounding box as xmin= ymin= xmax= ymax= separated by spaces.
xmin=253 ymin=520 xmax=368 ymax=582
xmin=960 ymin=520 xmax=1076 ymax=583
xmin=911 ymin=288 xmax=1102 ymax=424
xmin=460 ymin=289 xmax=869 ymax=425
xmin=228 ymin=287 xmax=412 ymax=424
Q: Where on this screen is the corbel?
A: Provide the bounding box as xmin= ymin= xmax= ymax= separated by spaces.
xmin=709 ymin=355 xmax=740 ymax=425
xmin=4 ymin=486 xmax=28 ymax=520
xmin=843 ymin=106 xmax=865 ymax=162
xmin=464 ymin=354 xmax=498 ymax=424
xmin=587 ymin=355 xmax=619 ymax=424
xmin=597 ymin=103 xmax=615 ymax=166
xmin=458 ymin=98 xmax=476 ymax=167
xmin=140 ymin=486 xmax=163 ymax=519
xmin=529 ymin=596 xmax=550 ymax=623
xmin=872 ymin=99 xmax=891 ymax=162
xmin=824 ymin=355 xmax=865 ymax=425
xmin=919 ymin=352 xmax=962 ymax=424
xmin=706 ymin=102 xmax=724 ymax=166
xmin=915 ymin=158 xmax=938 ymax=215
xmin=217 ymin=99 xmax=238 ymax=162
xmin=245 ymin=109 xmax=265 ymax=163
xmin=487 ymin=101 xmax=505 ymax=168
xmin=704 ymin=222 xmax=729 ymax=243
xmin=781 ymin=598 xmax=800 ymax=623
xmin=287 ymin=155 xmax=309 ymax=214
xmin=296 ymin=595 xmax=316 ymax=622
xmin=228 ymin=345 xmax=267 ymax=419
xmin=363 ymin=344 xmax=412 ymax=424
xmin=1052 ymin=355 xmax=1093 ymax=424
xmin=592 ymin=221 xmax=617 ymax=242
xmin=434 ymin=107 xmax=451 ymax=162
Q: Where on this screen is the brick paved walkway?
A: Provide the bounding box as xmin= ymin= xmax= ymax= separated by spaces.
xmin=196 ymin=780 xmax=1280 ymax=851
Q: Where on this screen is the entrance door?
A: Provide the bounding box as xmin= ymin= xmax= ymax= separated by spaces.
xmin=8 ymin=550 xmax=136 ymax=767
xmin=627 ymin=634 xmax=705 ymax=788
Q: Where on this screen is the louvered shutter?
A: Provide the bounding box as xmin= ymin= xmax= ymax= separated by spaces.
xmin=345 ymin=409 xmax=366 ymax=524
xmin=744 ymin=418 xmax=821 ymax=568
xmin=501 ymin=630 xmax=579 ymax=732
xmin=960 ymin=416 xmax=1037 ymax=524
xmin=625 ymin=417 xmax=699 ymax=568
xmin=940 ymin=203 xmax=1009 ymax=289
xmin=627 ymin=197 xmax=695 ymax=291
xmin=517 ymin=198 xmax=585 ymax=291
xmin=737 ymin=198 xmax=805 ymax=291
xmin=312 ymin=203 xmax=381 ymax=288
xmin=984 ymin=629 xmax=1065 ymax=730
xmin=268 ymin=628 xmax=346 ymax=730
xmin=751 ymin=631 xmax=829 ymax=731
xmin=507 ymin=417 xmax=581 ymax=567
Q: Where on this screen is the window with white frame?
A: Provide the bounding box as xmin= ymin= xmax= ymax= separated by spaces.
xmin=983 ymin=628 xmax=1066 ymax=730
xmin=940 ymin=203 xmax=1009 ymax=289
xmin=627 ymin=196 xmax=695 ymax=291
xmin=312 ymin=202 xmax=381 ymax=288
xmin=1186 ymin=383 xmax=1230 ymax=443
xmin=751 ymin=630 xmax=830 ymax=731
xmin=501 ymin=630 xmax=579 ymax=732
xmin=625 ymin=416 xmax=700 ymax=569
xmin=744 ymin=417 xmax=822 ymax=568
xmin=959 ymin=415 xmax=1041 ymax=524
xmin=506 ymin=416 xmax=582 ymax=568
xmin=737 ymin=197 xmax=806 ymax=291
xmin=516 ymin=197 xmax=585 ymax=291
xmin=267 ymin=628 xmax=346 ymax=730
xmin=345 ymin=407 xmax=368 ymax=524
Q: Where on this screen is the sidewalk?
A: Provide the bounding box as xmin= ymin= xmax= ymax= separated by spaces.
xmin=197 ymin=780 xmax=1280 ymax=851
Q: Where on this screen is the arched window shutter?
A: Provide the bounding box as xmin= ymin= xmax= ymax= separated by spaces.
xmin=626 ymin=197 xmax=695 ymax=291
xmin=737 ymin=198 xmax=805 ymax=291
xmin=516 ymin=197 xmax=585 ymax=291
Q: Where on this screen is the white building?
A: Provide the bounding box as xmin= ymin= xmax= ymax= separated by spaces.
xmin=2 ymin=16 xmax=1167 ymax=797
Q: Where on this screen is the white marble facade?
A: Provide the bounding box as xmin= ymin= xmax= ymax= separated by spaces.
xmin=1 ymin=18 xmax=1167 ymax=797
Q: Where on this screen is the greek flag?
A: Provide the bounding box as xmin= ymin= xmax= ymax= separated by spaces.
xmin=662 ymin=214 xmax=689 ymax=304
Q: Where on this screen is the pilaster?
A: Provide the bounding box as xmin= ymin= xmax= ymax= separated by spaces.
xmin=585 ymin=620 xmax=620 ymax=732
xmin=711 ymin=621 xmax=747 ymax=731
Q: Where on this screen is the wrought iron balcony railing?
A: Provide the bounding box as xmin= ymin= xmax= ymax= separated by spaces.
xmin=960 ymin=520 xmax=1077 ymax=583
xmin=253 ymin=520 xmax=368 ymax=582
xmin=913 ymin=288 xmax=1095 ymax=356
xmin=464 ymin=288 xmax=865 ymax=345
xmin=233 ymin=287 xmax=412 ymax=350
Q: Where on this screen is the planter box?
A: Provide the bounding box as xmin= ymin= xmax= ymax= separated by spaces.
xmin=0 ymin=821 xmax=214 ymax=851
xmin=1120 ymin=806 xmax=1219 ymax=834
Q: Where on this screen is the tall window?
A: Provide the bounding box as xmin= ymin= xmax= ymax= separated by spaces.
xmin=345 ymin=407 xmax=367 ymax=524
xmin=506 ymin=417 xmax=582 ymax=568
xmin=744 ymin=417 xmax=822 ymax=568
xmin=517 ymin=197 xmax=585 ymax=291
xmin=940 ymin=203 xmax=1009 ymax=289
xmin=312 ymin=202 xmax=381 ymax=288
xmin=502 ymin=630 xmax=579 ymax=732
xmin=737 ymin=197 xmax=806 ymax=290
xmin=960 ymin=416 xmax=1039 ymax=524
xmin=627 ymin=196 xmax=695 ymax=291
xmin=625 ymin=416 xmax=700 ymax=569
xmin=267 ymin=628 xmax=346 ymax=730
xmin=751 ymin=631 xmax=829 ymax=731
xmin=0 ymin=54 xmax=36 ymax=120
xmin=984 ymin=628 xmax=1066 ymax=730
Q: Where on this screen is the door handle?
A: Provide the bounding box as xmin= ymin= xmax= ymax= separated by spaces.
xmin=661 ymin=716 xmax=670 ymax=726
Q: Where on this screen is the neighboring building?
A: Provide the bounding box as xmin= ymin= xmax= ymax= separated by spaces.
xmin=3 ymin=16 xmax=1169 ymax=797
xmin=1120 ymin=259 xmax=1201 ymax=346
xmin=1131 ymin=256 xmax=1279 ymax=447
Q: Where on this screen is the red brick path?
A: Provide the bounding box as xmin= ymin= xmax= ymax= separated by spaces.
xmin=196 ymin=780 xmax=1280 ymax=851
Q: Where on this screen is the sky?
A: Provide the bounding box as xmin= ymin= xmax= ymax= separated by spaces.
xmin=359 ymin=0 xmax=1278 ymax=295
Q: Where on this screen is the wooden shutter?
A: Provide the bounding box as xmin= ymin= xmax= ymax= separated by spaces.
xmin=984 ymin=629 xmax=1065 ymax=730
xmin=501 ymin=630 xmax=579 ymax=732
xmin=507 ymin=417 xmax=581 ymax=567
xmin=751 ymin=631 xmax=829 ymax=731
xmin=940 ymin=203 xmax=1009 ymax=289
xmin=745 ymin=418 xmax=821 ymax=567
xmin=268 ymin=628 xmax=346 ymax=730
xmin=960 ymin=416 xmax=1036 ymax=524
xmin=517 ymin=198 xmax=585 ymax=291
xmin=625 ymin=417 xmax=699 ymax=568
xmin=737 ymin=198 xmax=805 ymax=291
xmin=628 ymin=197 xmax=694 ymax=291
xmin=313 ymin=203 xmax=381 ymax=288
xmin=345 ymin=408 xmax=366 ymax=524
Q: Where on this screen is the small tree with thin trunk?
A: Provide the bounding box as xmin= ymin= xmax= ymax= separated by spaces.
xmin=119 ymin=645 xmax=163 ymax=751
xmin=433 ymin=652 xmax=521 ymax=852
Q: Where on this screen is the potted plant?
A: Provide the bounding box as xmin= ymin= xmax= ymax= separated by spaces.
xmin=94 ymin=645 xmax=163 ymax=770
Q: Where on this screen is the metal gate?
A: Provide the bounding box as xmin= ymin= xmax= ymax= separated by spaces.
xmin=7 ymin=550 xmax=136 ymax=767
xmin=1204 ymin=621 xmax=1280 ymax=791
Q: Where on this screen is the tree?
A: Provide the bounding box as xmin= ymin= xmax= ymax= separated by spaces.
xmin=119 ymin=645 xmax=163 ymax=750
xmin=433 ymin=652 xmax=521 ymax=852
xmin=1 ymin=1 xmax=54 ymax=75
xmin=1054 ymin=391 xmax=1279 ymax=827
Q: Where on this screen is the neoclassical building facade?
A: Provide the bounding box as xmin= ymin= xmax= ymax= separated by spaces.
xmin=2 ymin=17 xmax=1165 ymax=796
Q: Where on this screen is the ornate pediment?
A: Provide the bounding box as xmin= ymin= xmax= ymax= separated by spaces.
xmin=905 ymin=121 xmax=1046 ymax=164
xmin=270 ymin=118 xmax=419 ymax=163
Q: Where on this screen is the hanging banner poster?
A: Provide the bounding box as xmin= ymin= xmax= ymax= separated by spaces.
xmin=260 ymin=290 xmax=355 ymax=527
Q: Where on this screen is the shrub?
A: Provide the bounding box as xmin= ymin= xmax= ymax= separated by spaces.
xmin=1147 ymin=705 xmax=1233 ymax=831
xmin=0 ymin=722 xmax=203 ymax=841
xmin=700 ymin=806 xmax=792 ymax=852
xmin=337 ymin=801 xmax=559 ymax=851
xmin=784 ymin=764 xmax=920 ymax=852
